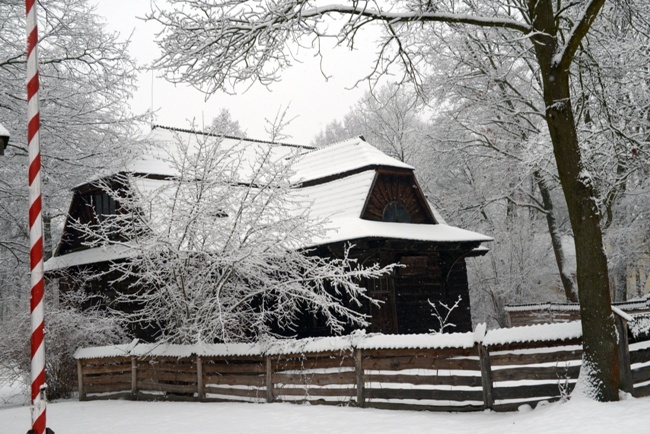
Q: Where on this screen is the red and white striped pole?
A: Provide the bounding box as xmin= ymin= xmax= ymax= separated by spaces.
xmin=26 ymin=0 xmax=47 ymax=433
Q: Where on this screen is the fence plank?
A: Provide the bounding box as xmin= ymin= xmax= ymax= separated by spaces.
xmin=81 ymin=364 xmax=132 ymax=375
xmin=202 ymin=361 xmax=265 ymax=375
xmin=273 ymin=371 xmax=356 ymax=386
xmin=364 ymin=373 xmax=481 ymax=387
xmin=631 ymin=366 xmax=650 ymax=384
xmin=203 ymin=386 xmax=265 ymax=398
xmin=362 ymin=355 xmax=480 ymax=371
xmin=491 ymin=365 xmax=580 ymax=382
xmin=488 ymin=349 xmax=582 ymax=366
xmin=493 ymin=382 xmax=575 ymax=401
xmin=204 ymin=374 xmax=265 ymax=387
xmin=274 ymin=387 xmax=356 ymax=397
xmin=365 ymin=387 xmax=483 ymax=402
xmin=630 ymin=347 xmax=650 ymax=364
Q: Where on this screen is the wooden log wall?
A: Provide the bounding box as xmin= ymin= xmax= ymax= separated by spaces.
xmin=76 ymin=332 xmax=650 ymax=411
xmin=486 ymin=338 xmax=583 ymax=411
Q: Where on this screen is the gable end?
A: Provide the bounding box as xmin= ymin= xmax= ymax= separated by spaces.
xmin=360 ymin=169 xmax=436 ymax=224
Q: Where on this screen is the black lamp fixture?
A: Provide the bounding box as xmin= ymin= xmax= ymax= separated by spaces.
xmin=0 ymin=123 xmax=9 ymax=156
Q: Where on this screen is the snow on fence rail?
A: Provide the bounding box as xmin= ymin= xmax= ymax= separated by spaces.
xmin=75 ymin=318 xmax=650 ymax=412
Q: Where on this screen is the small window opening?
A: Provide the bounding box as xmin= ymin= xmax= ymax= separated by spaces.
xmin=383 ymin=201 xmax=411 ymax=223
xmin=89 ymin=192 xmax=116 ymax=222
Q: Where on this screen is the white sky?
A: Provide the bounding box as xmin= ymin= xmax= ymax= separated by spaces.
xmin=94 ymin=0 xmax=377 ymax=144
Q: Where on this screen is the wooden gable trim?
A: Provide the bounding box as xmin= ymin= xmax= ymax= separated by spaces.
xmin=360 ymin=168 xmax=437 ymax=224
xmin=295 ymin=165 xmax=411 ymax=188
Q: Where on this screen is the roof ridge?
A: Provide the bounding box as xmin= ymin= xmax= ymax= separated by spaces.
xmin=151 ymin=124 xmax=315 ymax=150
xmin=302 ymin=136 xmax=363 ymax=155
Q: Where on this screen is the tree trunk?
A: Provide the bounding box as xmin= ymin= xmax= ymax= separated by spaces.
xmin=545 ymin=70 xmax=619 ymax=402
xmin=528 ymin=0 xmax=618 ymax=401
xmin=534 ymin=170 xmax=578 ymax=302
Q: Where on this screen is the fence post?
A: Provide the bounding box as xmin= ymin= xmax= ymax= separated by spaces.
xmin=197 ymin=355 xmax=204 ymax=401
xmin=265 ymin=355 xmax=274 ymax=403
xmin=131 ymin=356 xmax=138 ymax=399
xmin=77 ymin=359 xmax=85 ymax=401
xmin=478 ymin=344 xmax=494 ymax=410
xmin=355 ymin=348 xmax=365 ymax=407
xmin=615 ymin=314 xmax=633 ymax=394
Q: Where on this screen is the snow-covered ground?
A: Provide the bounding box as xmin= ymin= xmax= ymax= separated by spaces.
xmin=1 ymin=394 xmax=649 ymax=434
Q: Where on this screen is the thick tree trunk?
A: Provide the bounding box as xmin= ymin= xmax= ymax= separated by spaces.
xmin=534 ymin=170 xmax=578 ymax=302
xmin=544 ymin=70 xmax=619 ymax=401
xmin=528 ymin=0 xmax=618 ymax=401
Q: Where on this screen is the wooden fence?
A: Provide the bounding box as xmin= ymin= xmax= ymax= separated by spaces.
xmin=76 ymin=317 xmax=650 ymax=412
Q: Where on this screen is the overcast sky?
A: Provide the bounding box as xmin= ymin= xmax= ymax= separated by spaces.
xmin=94 ymin=0 xmax=377 ymax=144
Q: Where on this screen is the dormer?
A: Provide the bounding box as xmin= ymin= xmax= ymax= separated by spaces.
xmin=360 ymin=168 xmax=436 ymax=224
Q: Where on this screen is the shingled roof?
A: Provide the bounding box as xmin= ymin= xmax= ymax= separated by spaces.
xmin=45 ymin=126 xmax=491 ymax=271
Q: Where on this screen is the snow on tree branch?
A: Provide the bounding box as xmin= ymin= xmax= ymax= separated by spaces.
xmin=149 ymin=0 xmax=531 ymax=94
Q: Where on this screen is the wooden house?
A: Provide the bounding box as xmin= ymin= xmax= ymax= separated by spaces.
xmin=45 ymin=125 xmax=492 ymax=340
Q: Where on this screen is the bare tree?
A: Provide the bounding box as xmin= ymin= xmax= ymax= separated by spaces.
xmin=76 ymin=130 xmax=392 ymax=344
xmin=147 ymin=0 xmax=638 ymax=401
xmin=313 ymin=84 xmax=430 ymax=165
xmin=0 ymin=0 xmax=142 ymax=320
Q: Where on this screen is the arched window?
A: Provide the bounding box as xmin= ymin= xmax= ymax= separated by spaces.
xmin=383 ymin=201 xmax=411 ymax=223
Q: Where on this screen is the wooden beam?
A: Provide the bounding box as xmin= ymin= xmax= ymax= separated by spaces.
xmin=478 ymin=344 xmax=494 ymax=410
xmin=355 ymin=348 xmax=365 ymax=407
xmin=265 ymin=356 xmax=274 ymax=403
xmin=616 ymin=315 xmax=633 ymax=394
xmin=197 ymin=356 xmax=205 ymax=401
xmin=131 ymin=357 xmax=137 ymax=399
xmin=77 ymin=359 xmax=85 ymax=401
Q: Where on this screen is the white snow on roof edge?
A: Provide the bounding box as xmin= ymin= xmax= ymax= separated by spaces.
xmin=74 ymin=322 xmax=587 ymax=359
xmin=482 ymin=321 xmax=582 ymax=346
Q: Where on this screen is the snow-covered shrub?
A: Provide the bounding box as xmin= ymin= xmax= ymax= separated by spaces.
xmin=0 ymin=292 xmax=126 ymax=400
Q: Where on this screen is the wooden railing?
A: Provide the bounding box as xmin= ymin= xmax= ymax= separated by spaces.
xmin=75 ymin=317 xmax=650 ymax=412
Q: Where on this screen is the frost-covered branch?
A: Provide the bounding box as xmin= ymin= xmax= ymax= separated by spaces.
xmin=149 ymin=0 xmax=531 ymax=94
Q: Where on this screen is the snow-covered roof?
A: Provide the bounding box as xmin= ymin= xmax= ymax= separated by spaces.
xmin=45 ymin=244 xmax=137 ymax=272
xmin=47 ymin=126 xmax=491 ymax=270
xmin=294 ymin=170 xmax=490 ymax=246
xmin=291 ymin=137 xmax=413 ymax=184
xmin=125 ymin=129 xmax=412 ymax=186
xmin=124 ymin=126 xmax=307 ymax=180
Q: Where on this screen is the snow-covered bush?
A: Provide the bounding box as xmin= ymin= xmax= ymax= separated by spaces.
xmin=0 ymin=292 xmax=126 ymax=400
